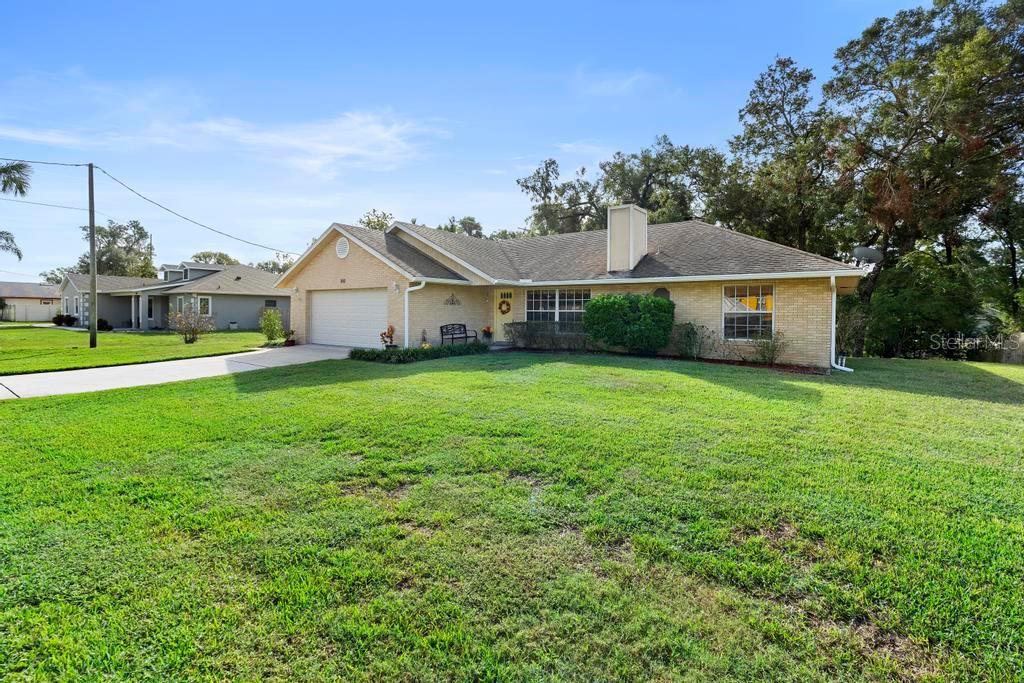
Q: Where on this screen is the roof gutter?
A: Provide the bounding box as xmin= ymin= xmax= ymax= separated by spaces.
xmin=830 ymin=275 xmax=853 ymax=373
xmin=492 ymin=269 xmax=862 ymax=287
xmin=404 ymin=280 xmax=427 ymax=347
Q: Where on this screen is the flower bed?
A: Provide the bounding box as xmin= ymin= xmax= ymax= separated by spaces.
xmin=349 ymin=341 xmax=489 ymax=364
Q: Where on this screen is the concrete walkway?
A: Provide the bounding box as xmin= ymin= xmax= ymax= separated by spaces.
xmin=0 ymin=345 xmax=350 ymax=400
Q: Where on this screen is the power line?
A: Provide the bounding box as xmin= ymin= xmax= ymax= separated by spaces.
xmin=95 ymin=166 xmax=298 ymax=256
xmin=1 ymin=156 xmax=298 ymax=255
xmin=0 ymin=156 xmax=89 ymax=167
xmin=0 ymin=267 xmax=38 ymax=278
xmin=0 ymin=196 xmax=117 ymax=219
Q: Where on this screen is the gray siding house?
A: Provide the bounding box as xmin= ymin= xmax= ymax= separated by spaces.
xmin=58 ymin=263 xmax=290 ymax=330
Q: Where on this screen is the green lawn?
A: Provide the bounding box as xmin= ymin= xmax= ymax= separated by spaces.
xmin=0 ymin=327 xmax=267 ymax=375
xmin=1 ymin=354 xmax=1022 ymax=680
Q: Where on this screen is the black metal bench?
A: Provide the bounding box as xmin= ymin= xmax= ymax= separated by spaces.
xmin=440 ymin=323 xmax=478 ymax=345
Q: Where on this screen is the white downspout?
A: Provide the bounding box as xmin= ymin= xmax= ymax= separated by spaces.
xmin=403 ymin=281 xmax=427 ymax=347
xmin=830 ymin=275 xmax=853 ymax=373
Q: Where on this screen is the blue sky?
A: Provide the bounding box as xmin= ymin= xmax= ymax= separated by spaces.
xmin=0 ymin=0 xmax=918 ymax=281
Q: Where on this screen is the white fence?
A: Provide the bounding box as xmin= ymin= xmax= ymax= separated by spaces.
xmin=1 ymin=301 xmax=57 ymax=322
xmin=1003 ymin=333 xmax=1024 ymax=364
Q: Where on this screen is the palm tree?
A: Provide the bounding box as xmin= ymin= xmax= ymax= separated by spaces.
xmin=1 ymin=161 xmax=32 ymax=260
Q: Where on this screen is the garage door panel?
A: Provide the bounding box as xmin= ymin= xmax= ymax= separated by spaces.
xmin=310 ymin=289 xmax=387 ymax=347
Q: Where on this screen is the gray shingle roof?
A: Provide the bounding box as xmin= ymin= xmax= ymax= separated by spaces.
xmin=66 ymin=273 xmax=164 ymax=292
xmin=181 ymin=262 xmax=227 ymax=271
xmin=390 ymin=219 xmax=859 ymax=282
xmin=392 ymin=222 xmax=520 ymax=280
xmin=0 ymin=281 xmax=60 ymax=298
xmin=161 ymin=264 xmax=287 ymax=296
xmin=340 ymin=224 xmax=469 ymax=281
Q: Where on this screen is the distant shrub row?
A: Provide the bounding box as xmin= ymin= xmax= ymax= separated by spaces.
xmin=350 ymin=341 xmax=489 ymax=364
xmin=52 ymin=314 xmax=78 ymax=326
xmin=52 ymin=314 xmax=112 ymax=330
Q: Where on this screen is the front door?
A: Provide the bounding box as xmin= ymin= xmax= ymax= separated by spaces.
xmin=493 ymin=289 xmax=515 ymax=342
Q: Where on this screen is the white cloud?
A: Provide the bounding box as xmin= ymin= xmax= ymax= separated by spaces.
xmin=0 ymin=124 xmax=85 ymax=146
xmin=572 ymin=67 xmax=659 ymax=96
xmin=0 ymin=73 xmax=447 ymax=178
xmin=0 ymin=112 xmax=445 ymax=178
xmin=186 ymin=112 xmax=443 ymax=177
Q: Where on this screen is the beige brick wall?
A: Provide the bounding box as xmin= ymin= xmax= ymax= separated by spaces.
xmin=280 ymin=233 xmax=410 ymax=344
xmin=496 ymin=278 xmax=833 ymax=367
xmin=408 ymin=284 xmax=492 ymax=346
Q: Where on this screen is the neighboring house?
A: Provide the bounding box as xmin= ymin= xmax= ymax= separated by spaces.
xmin=277 ymin=204 xmax=864 ymax=369
xmin=57 ymin=262 xmax=290 ymax=330
xmin=0 ymin=281 xmax=60 ymax=322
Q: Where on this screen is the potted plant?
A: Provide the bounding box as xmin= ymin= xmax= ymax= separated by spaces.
xmin=284 ymin=330 xmax=297 ymax=347
xmin=481 ymin=325 xmax=494 ymax=342
xmin=380 ymin=324 xmax=397 ymax=349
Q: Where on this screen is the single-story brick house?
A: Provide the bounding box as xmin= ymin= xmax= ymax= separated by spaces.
xmin=0 ymin=281 xmax=60 ymax=321
xmin=58 ymin=262 xmax=290 ymax=330
xmin=277 ymin=205 xmax=864 ymax=369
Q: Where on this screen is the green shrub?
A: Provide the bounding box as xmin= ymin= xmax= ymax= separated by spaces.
xmin=503 ymin=321 xmax=590 ymax=350
xmin=97 ymin=318 xmax=113 ymax=332
xmin=52 ymin=314 xmax=65 ymax=326
xmin=260 ymin=308 xmax=284 ymax=342
xmin=670 ymin=322 xmax=717 ymax=359
xmin=583 ymin=293 xmax=675 ymax=355
xmin=743 ymin=331 xmax=789 ymax=366
xmin=350 ymin=341 xmax=489 ymax=364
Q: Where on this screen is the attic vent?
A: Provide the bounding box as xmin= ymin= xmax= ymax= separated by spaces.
xmin=336 ymin=236 xmax=350 ymax=259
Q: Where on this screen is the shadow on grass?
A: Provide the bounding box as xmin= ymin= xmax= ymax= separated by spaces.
xmin=226 ymin=351 xmax=828 ymax=404
xmin=834 ymin=357 xmax=1024 ymax=405
xmin=226 ymin=350 xmax=1024 ymax=406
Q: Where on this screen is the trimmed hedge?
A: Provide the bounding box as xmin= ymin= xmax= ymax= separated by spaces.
xmin=349 ymin=341 xmax=489 ymax=364
xmin=504 ymin=321 xmax=590 ymax=351
xmin=583 ymin=293 xmax=675 ymax=354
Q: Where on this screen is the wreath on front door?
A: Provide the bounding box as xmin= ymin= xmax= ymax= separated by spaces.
xmin=498 ymin=300 xmax=511 ymax=315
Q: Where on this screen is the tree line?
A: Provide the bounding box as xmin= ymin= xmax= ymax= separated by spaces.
xmin=34 ymin=221 xmax=295 ymax=284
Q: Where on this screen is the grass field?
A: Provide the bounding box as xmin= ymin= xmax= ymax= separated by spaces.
xmin=1 ymin=354 xmax=1022 ymax=680
xmin=0 ymin=327 xmax=267 ymax=375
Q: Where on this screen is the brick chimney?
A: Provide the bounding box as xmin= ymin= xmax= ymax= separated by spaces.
xmin=607 ymin=204 xmax=648 ymax=272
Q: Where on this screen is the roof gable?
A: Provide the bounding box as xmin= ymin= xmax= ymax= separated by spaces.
xmin=277 ymin=223 xmax=469 ymax=287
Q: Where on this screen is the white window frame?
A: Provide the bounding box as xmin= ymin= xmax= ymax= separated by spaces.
xmin=63 ymin=297 xmax=69 ymax=314
xmin=526 ymin=288 xmax=591 ymax=323
xmin=74 ymin=296 xmax=79 ymax=315
xmin=722 ymin=283 xmax=775 ymax=341
xmin=147 ymin=298 xmax=154 ymax=320
xmin=197 ymin=296 xmax=212 ymax=316
xmin=176 ymin=296 xmax=184 ymax=313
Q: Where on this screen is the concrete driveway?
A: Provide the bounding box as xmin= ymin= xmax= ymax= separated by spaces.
xmin=0 ymin=345 xmax=351 ymax=400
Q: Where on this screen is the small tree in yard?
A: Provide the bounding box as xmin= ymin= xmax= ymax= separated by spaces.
xmin=260 ymin=308 xmax=284 ymax=342
xmin=168 ymin=308 xmax=214 ymax=344
xmin=583 ymin=293 xmax=675 ymax=355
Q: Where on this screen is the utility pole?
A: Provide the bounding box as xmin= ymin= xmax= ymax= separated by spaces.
xmin=88 ymin=163 xmax=97 ymax=349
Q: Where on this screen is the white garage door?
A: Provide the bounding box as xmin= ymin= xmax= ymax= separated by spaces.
xmin=310 ymin=288 xmax=387 ymax=347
